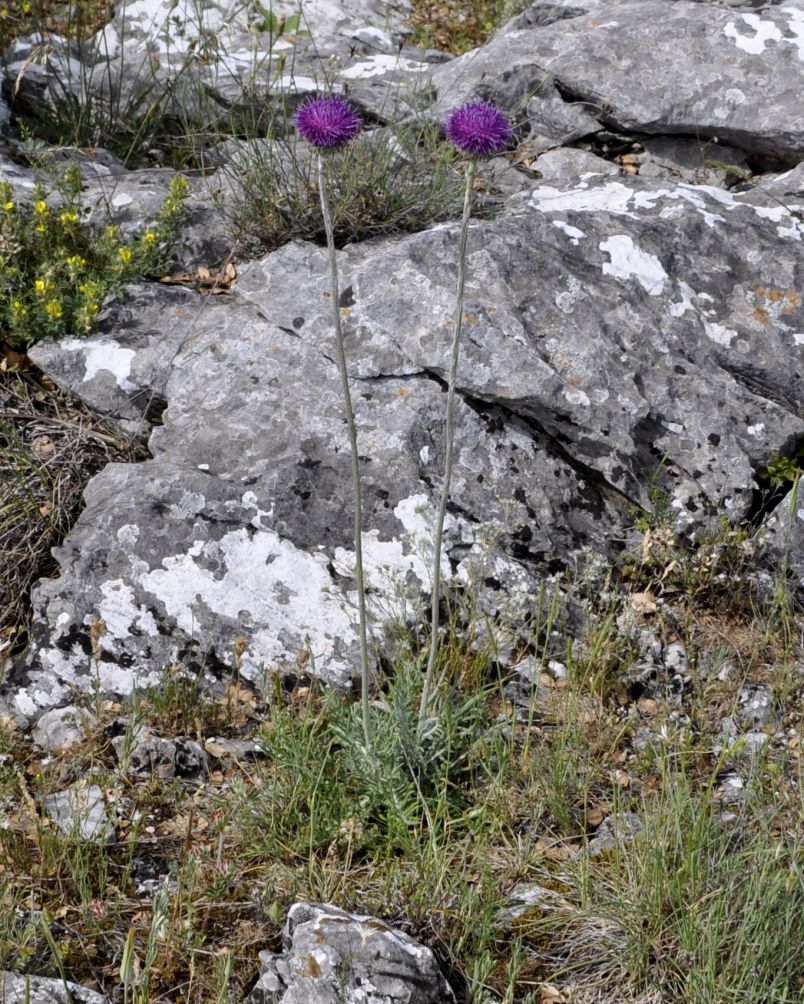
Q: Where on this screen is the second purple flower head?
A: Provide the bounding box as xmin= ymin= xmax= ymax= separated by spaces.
xmin=294 ymin=95 xmax=362 ymax=149
xmin=444 ymin=101 xmax=512 ymax=157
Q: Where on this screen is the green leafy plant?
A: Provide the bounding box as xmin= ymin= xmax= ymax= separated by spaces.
xmin=0 ymin=167 xmax=188 ymax=350
xmin=407 ymin=0 xmax=532 ymax=54
xmin=764 ymin=448 xmax=804 ymax=488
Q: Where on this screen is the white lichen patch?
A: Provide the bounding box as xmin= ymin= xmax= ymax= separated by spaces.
xmin=724 ymin=87 xmax=746 ymax=106
xmin=600 ymin=235 xmax=667 ymax=296
xmin=783 ymin=6 xmax=804 ymax=61
xmin=239 ymin=491 xmax=274 ymax=528
xmin=59 ymin=338 xmax=137 ymax=392
xmin=116 ymin=524 xmax=140 ymax=546
xmin=530 ymin=182 xmax=641 ymax=218
xmin=332 ymin=494 xmax=454 ymax=615
xmin=339 ymin=55 xmax=430 ymax=79
xmin=563 ymin=386 xmax=590 ymax=407
xmin=724 ymin=9 xmax=804 ymax=60
xmin=704 ymin=321 xmax=738 ymax=346
xmin=271 ymin=74 xmax=319 ymax=94
xmin=15 ymin=645 xmax=81 ymax=718
xmin=97 ymin=579 xmax=159 ymax=644
xmin=724 ymin=13 xmax=783 ymax=55
xmin=669 ymin=281 xmax=697 ymax=318
xmin=140 ymin=528 xmax=358 ymax=678
xmin=552 ymin=220 xmax=586 ymax=244
xmin=168 ymin=491 xmax=206 ymax=520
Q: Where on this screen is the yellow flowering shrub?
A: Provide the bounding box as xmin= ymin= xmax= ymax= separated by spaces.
xmin=0 ymin=168 xmax=189 ymax=349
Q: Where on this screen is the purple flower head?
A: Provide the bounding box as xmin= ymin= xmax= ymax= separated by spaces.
xmin=294 ymin=95 xmax=362 ymax=149
xmin=444 ymin=101 xmax=512 ymax=157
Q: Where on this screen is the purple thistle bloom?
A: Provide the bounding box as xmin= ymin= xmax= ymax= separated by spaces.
xmin=294 ymin=95 xmax=362 ymax=149
xmin=444 ymin=101 xmax=512 ymax=157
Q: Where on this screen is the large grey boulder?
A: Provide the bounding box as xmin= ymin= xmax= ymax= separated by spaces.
xmin=249 ymin=902 xmax=455 ymax=1003
xmin=7 ymin=162 xmax=804 ymax=721
xmin=432 ymin=0 xmax=804 ymax=165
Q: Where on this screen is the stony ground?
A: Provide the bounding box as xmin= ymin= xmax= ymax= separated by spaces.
xmin=0 ymin=1 xmax=802 ymax=1002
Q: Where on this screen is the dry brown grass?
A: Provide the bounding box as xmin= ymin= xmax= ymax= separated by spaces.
xmin=0 ymin=0 xmax=113 ymax=48
xmin=0 ymin=353 xmax=146 ymax=656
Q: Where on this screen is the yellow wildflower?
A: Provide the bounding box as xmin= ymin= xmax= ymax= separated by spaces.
xmin=34 ymin=278 xmax=46 ymax=293
xmin=45 ymin=301 xmax=63 ymax=319
xmin=34 ymin=200 xmax=47 ymax=214
xmin=118 ymin=247 xmax=133 ymax=263
xmin=144 ymin=231 xmax=156 ymax=243
xmin=2 ymin=201 xmax=13 ymax=211
xmin=59 ymin=211 xmax=79 ymax=224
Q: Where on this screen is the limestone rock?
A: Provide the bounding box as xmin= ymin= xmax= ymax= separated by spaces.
xmin=30 ymin=705 xmax=94 ymax=754
xmin=0 ymin=973 xmax=109 ymax=1004
xmin=737 ymin=683 xmax=774 ymax=727
xmin=432 ymin=1 xmax=804 ymax=165
xmin=112 ymin=727 xmax=209 ymax=779
xmin=42 ymin=782 xmax=114 ymax=843
xmin=587 ymin=812 xmax=643 ymax=856
xmin=5 ymin=0 xmax=804 ymax=724
xmin=249 ymin=902 xmax=454 ymax=1003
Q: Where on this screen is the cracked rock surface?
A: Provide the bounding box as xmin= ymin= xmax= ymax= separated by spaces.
xmin=9 ymin=167 xmax=804 ymax=720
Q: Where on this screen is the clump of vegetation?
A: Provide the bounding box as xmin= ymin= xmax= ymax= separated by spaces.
xmin=0 ymin=0 xmax=113 ymax=49
xmin=0 ymin=163 xmax=186 ymax=651
xmin=0 ymin=578 xmax=801 ymax=1002
xmin=407 ymin=0 xmax=532 ymax=54
xmin=764 ymin=447 xmax=804 ymax=490
xmin=0 ymin=167 xmax=188 ymax=350
xmin=220 ymin=122 xmax=463 ymax=255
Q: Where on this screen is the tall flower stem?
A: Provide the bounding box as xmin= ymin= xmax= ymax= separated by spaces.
xmin=419 ymin=158 xmax=477 ymax=730
xmin=317 ymin=152 xmax=372 ymax=750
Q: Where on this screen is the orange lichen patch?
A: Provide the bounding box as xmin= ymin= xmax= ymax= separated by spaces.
xmin=397 ymin=387 xmax=410 ymax=397
xmin=751 ymin=286 xmax=801 ymax=318
xmin=303 ymin=953 xmax=322 ymax=977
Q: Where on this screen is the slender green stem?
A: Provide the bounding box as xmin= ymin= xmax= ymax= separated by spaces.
xmin=419 ymin=158 xmax=476 ymax=730
xmin=317 ymin=152 xmax=372 ymax=751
